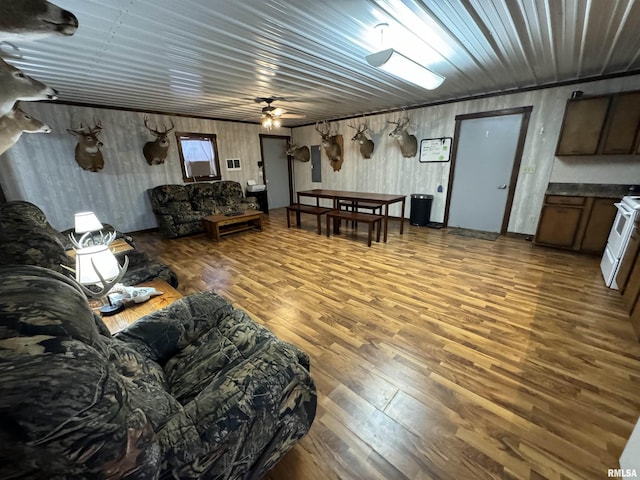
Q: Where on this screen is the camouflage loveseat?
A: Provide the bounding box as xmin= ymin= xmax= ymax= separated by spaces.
xmin=0 ymin=201 xmax=178 ymax=288
xmin=0 ymin=264 xmax=317 ymax=478
xmin=149 ymin=182 xmax=259 ymax=238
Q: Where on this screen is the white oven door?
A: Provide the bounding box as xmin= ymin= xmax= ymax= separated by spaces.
xmin=608 ymin=202 xmax=635 ymax=258
xmin=601 ymin=244 xmax=620 ymax=288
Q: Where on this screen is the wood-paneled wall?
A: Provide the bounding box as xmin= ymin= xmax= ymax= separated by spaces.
xmin=292 ymin=74 xmax=640 ymax=234
xmin=0 ymin=103 xmax=283 ymax=232
xmin=2 ymin=74 xmax=640 ymax=234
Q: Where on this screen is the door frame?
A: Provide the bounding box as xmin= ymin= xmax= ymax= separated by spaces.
xmin=444 ymin=106 xmax=532 ymax=234
xmin=259 ymin=134 xmax=293 ymax=206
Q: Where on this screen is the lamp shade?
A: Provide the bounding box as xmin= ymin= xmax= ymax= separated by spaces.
xmin=75 ymin=245 xmax=119 ymax=285
xmin=74 ymin=211 xmax=103 ymax=234
xmin=365 ymin=48 xmax=445 ymax=90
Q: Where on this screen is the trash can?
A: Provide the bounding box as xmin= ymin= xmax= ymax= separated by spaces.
xmin=410 ymin=194 xmax=433 ymax=226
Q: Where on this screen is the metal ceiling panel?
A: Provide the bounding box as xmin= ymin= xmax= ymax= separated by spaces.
xmin=3 ymin=0 xmax=640 ymax=126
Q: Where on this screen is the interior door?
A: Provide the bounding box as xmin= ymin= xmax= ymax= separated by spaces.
xmin=447 ymin=111 xmax=527 ymax=233
xmin=260 ymin=136 xmax=291 ymax=209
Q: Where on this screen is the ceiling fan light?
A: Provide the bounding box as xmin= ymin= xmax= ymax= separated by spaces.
xmin=365 ymin=48 xmax=445 ymax=90
xmin=273 ymin=118 xmax=281 ymax=128
xmin=262 ymin=116 xmax=272 ymax=128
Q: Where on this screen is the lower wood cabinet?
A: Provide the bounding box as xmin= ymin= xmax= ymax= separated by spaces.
xmin=534 ymin=195 xmax=618 ymax=254
xmin=621 ymin=225 xmax=640 ymax=341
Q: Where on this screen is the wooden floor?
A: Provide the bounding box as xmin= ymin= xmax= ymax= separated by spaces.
xmin=133 ymin=209 xmax=640 ymax=480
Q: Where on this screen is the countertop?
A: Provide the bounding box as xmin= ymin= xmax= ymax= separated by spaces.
xmin=546 ymin=183 xmax=640 ymax=198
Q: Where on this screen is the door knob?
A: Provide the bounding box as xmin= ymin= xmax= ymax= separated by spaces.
xmin=498 ymin=184 xmax=507 ymax=189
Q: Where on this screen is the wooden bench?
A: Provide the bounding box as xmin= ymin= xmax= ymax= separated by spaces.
xmin=286 ymin=204 xmax=333 ymax=235
xmin=338 ymin=200 xmax=382 ymax=215
xmin=338 ymin=200 xmax=383 ymax=229
xmin=326 ymin=209 xmax=382 ymax=247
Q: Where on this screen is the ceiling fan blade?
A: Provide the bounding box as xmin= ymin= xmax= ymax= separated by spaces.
xmin=281 ymin=113 xmax=306 ymax=119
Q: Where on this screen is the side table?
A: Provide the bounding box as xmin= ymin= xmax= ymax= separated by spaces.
xmin=248 ymin=189 xmax=269 ymax=214
xmin=101 ymin=279 xmax=183 ymax=333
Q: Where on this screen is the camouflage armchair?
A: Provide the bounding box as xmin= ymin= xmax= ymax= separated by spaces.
xmin=149 ymin=182 xmax=259 ymax=238
xmin=0 ymin=201 xmax=178 ymax=288
xmin=0 ymin=265 xmax=316 ymax=479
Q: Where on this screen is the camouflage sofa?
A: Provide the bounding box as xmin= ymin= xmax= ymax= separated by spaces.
xmin=149 ymin=182 xmax=259 ymax=238
xmin=0 ymin=264 xmax=317 ymax=478
xmin=0 ymin=201 xmax=179 ymax=288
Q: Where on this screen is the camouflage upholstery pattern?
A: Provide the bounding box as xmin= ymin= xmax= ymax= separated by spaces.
xmin=149 ymin=182 xmax=259 ymax=238
xmin=0 ymin=201 xmax=179 ymax=288
xmin=0 ymin=265 xmax=316 ymax=479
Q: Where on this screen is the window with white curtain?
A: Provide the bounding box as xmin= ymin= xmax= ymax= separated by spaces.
xmin=175 ymin=132 xmax=222 ymax=182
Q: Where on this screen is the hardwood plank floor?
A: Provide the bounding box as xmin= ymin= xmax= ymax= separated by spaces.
xmin=133 ymin=208 xmax=640 ymax=480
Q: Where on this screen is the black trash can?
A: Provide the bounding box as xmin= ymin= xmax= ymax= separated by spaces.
xmin=410 ymin=194 xmax=433 ymax=226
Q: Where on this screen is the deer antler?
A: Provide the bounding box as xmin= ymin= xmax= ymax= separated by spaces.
xmin=62 ymin=255 xmax=130 ymax=299
xmin=143 ymin=116 xmax=157 ymax=134
xmin=315 ymin=121 xmax=330 ymax=136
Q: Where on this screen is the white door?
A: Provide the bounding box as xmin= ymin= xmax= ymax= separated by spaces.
xmin=261 ymin=136 xmax=290 ymax=209
xmin=448 ymin=113 xmax=524 ymax=232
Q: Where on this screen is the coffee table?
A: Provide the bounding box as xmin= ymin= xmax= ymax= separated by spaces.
xmin=101 ymin=279 xmax=183 ymax=333
xmin=202 ymin=210 xmax=263 ymax=241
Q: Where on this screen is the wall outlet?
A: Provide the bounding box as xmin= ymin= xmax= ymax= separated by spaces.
xmin=522 ymin=165 xmax=536 ymax=174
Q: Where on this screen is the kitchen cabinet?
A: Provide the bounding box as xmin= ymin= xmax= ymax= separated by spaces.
xmin=617 ymin=223 xmax=640 ymax=294
xmin=555 ymin=96 xmax=611 ymax=155
xmin=581 ymin=198 xmax=618 ymax=253
xmin=555 ymin=90 xmax=640 ymax=156
xmin=600 ymin=92 xmax=640 ymax=154
xmin=534 ymin=195 xmax=617 ymax=254
xmin=621 ymin=233 xmax=640 ymax=341
xmin=535 ymin=196 xmax=584 ymax=248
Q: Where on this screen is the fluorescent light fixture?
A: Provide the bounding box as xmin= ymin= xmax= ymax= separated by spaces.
xmin=365 ymin=48 xmax=444 ymax=90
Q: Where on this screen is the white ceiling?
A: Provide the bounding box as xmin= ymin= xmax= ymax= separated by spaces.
xmin=5 ymin=0 xmax=640 ymax=127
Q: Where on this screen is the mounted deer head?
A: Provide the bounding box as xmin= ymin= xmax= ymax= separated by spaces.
xmin=67 ymin=121 xmax=104 ymax=172
xmin=285 ymin=142 xmax=310 ymax=162
xmin=0 ymin=104 xmax=51 ymax=155
xmin=0 ymin=0 xmax=78 ymax=40
xmin=0 ymin=57 xmax=58 ymax=116
xmin=142 ymin=116 xmax=175 ymax=165
xmin=349 ymin=121 xmax=375 ymax=159
xmin=315 ymin=121 xmax=343 ymax=171
xmin=388 ymin=114 xmax=418 ymax=158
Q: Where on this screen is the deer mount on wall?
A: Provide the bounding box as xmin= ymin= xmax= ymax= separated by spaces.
xmin=349 ymin=120 xmax=375 ymax=159
xmin=0 ymin=56 xmax=58 ymax=117
xmin=285 ymin=141 xmax=310 ymax=162
xmin=67 ymin=121 xmax=104 ymax=172
xmin=315 ymin=121 xmax=343 ymax=171
xmin=143 ymin=116 xmax=175 ymax=165
xmin=388 ymin=114 xmax=418 ymax=158
xmin=0 ymin=103 xmax=51 ymax=155
xmin=0 ymin=0 xmax=78 ymax=41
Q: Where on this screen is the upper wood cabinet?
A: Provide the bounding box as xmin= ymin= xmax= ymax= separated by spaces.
xmin=556 ymin=90 xmax=640 ymax=156
xmin=555 ymin=96 xmax=610 ymax=155
xmin=600 ymin=92 xmax=640 ymax=154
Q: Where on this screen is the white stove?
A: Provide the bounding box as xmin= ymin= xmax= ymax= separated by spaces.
xmin=601 ymin=195 xmax=640 ymax=289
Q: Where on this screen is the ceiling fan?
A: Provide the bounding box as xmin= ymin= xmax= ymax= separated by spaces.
xmin=254 ymin=96 xmax=305 ymax=127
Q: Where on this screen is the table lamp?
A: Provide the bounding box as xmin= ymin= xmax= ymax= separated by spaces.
xmin=75 ymin=245 xmax=129 ymax=315
xmin=70 ymin=211 xmax=115 ymax=248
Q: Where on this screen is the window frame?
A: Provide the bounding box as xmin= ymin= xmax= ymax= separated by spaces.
xmin=175 ymin=132 xmax=222 ymax=183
